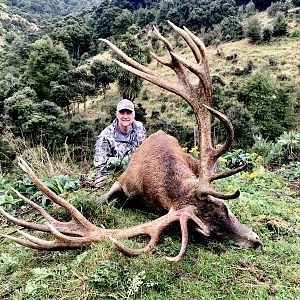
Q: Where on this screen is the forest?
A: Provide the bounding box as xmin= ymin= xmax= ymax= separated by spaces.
xmin=0 ymin=0 xmax=300 ymax=299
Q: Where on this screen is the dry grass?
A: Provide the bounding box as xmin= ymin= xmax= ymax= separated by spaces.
xmin=208 ymin=38 xmax=300 ymax=84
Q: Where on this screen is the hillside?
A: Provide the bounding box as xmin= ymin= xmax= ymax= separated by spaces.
xmin=87 ymin=33 xmax=300 ymax=127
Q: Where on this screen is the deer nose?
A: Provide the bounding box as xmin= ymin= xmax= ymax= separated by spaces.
xmin=253 ymin=240 xmax=263 ymax=249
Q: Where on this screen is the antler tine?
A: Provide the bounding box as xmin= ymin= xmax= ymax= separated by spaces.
xmin=153 ymin=25 xmax=174 ymax=53
xmin=108 ymin=234 xmax=160 ymax=256
xmin=112 ymin=59 xmax=190 ymax=100
xmin=183 ymin=26 xmax=207 ymax=64
xmin=167 ymin=20 xmax=202 ymax=64
xmin=166 ymin=215 xmax=189 ymax=262
xmin=150 ymin=51 xmax=171 ymax=67
xmin=199 ymin=188 xmax=240 ymax=200
xmin=203 ymin=105 xmax=234 ymax=159
xmin=0 ymin=207 xmax=50 ymax=232
xmin=169 ymin=51 xmax=208 ymax=87
xmin=11 ymin=187 xmax=57 ymax=224
xmin=211 ymin=165 xmax=247 ymax=182
xmin=17 ymin=157 xmax=96 ymax=230
xmin=109 ymin=206 xmax=209 ymax=261
xmin=0 ymin=233 xmax=45 ymax=249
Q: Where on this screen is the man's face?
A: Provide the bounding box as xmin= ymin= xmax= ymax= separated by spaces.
xmin=116 ymin=109 xmax=135 ymax=129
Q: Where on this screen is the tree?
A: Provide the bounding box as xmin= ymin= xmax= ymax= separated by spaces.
xmin=111 ymin=10 xmax=134 ymax=36
xmin=52 ymin=16 xmax=92 ymax=60
xmin=90 ymin=60 xmax=115 ymax=99
xmin=113 ymin=31 xmax=150 ymax=101
xmin=273 ymin=12 xmax=289 ymax=37
xmin=245 ymin=16 xmax=262 ymax=43
xmin=3 ymin=87 xmax=65 ymax=145
xmin=245 ymin=0 xmax=256 ymax=16
xmin=69 ymin=67 xmax=96 ymax=112
xmin=49 ymin=81 xmax=73 ymax=114
xmin=237 ymin=72 xmax=295 ymax=140
xmin=92 ymin=6 xmax=122 ymax=39
xmin=4 ymin=87 xmax=38 ymax=136
xmin=218 ymin=16 xmax=244 ymax=42
xmin=25 ymin=36 xmax=73 ymax=100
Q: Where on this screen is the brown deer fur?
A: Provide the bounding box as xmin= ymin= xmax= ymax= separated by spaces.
xmin=107 ymin=130 xmax=262 ymax=249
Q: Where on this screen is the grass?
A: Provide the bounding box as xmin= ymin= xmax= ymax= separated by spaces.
xmin=0 ymin=164 xmax=299 ymax=300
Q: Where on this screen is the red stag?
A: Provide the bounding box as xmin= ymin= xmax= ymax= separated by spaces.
xmin=0 ymin=22 xmax=262 ymax=262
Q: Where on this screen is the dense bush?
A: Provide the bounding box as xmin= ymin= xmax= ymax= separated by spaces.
xmin=273 ymin=12 xmax=289 ymax=36
xmin=0 ymin=134 xmax=16 ymax=172
xmin=245 ymin=16 xmax=262 ymax=43
xmin=218 ymin=16 xmax=244 ymax=42
xmin=262 ymin=26 xmax=273 ymax=42
xmin=267 ymin=1 xmax=290 ymax=17
xmin=237 ymin=72 xmax=295 ymax=140
xmin=252 ymin=131 xmax=300 ymax=165
xmin=292 ymin=0 xmax=300 ymax=7
xmin=66 ymin=116 xmax=95 ymax=146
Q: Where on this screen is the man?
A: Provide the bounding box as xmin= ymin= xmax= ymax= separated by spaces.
xmin=93 ymin=99 xmax=147 ymax=187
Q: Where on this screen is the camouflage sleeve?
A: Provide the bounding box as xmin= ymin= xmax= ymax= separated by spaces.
xmin=93 ymin=133 xmax=113 ymax=183
xmin=136 ymin=121 xmax=147 ymax=145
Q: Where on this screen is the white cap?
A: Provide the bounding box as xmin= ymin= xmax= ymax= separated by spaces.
xmin=116 ymin=99 xmax=135 ymax=112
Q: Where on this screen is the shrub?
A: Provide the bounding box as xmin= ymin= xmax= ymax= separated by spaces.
xmin=262 ymin=27 xmax=273 ymax=42
xmin=222 ymin=149 xmax=261 ymax=171
xmin=245 ymin=0 xmax=256 ymax=16
xmin=290 ymin=27 xmax=300 ymax=37
xmin=0 ymin=133 xmax=16 ymax=172
xmin=252 ymin=131 xmax=300 ymax=165
xmin=267 ymin=1 xmax=290 ymax=17
xmin=245 ymin=16 xmax=262 ymax=43
xmin=273 ymin=12 xmax=289 ymax=37
xmin=237 ymin=72 xmax=295 ymax=140
xmin=268 ymin=57 xmax=277 ymax=67
xmin=218 ymin=16 xmax=244 ymax=42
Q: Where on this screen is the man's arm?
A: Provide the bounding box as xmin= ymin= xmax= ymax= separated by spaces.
xmin=93 ymin=135 xmax=112 ymax=186
xmin=135 ymin=121 xmax=147 ymax=145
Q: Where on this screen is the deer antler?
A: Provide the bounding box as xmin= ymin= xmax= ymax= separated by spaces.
xmin=0 ymin=158 xmax=209 ymax=261
xmin=101 ymin=21 xmax=243 ymax=200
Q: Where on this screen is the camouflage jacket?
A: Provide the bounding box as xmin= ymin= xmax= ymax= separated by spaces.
xmin=93 ymin=119 xmax=147 ymax=184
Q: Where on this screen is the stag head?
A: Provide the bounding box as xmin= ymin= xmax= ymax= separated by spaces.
xmin=0 ymin=22 xmax=262 ymax=261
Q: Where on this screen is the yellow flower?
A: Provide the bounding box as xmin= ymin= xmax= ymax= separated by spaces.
xmin=258 ymin=214 xmax=266 ymax=221
xmin=219 ymin=157 xmax=227 ymax=164
xmin=249 ymin=171 xmax=258 ymax=179
xmin=241 ymin=172 xmax=248 ymax=179
xmin=259 ymin=178 xmax=265 ymax=185
xmin=227 ymin=185 xmax=233 ymax=191
xmin=294 ymin=208 xmax=300 ymax=213
xmin=189 ymin=146 xmax=199 ymax=157
xmin=256 ymin=155 xmax=263 ymax=163
xmin=250 ymin=152 xmax=258 ymax=159
xmin=273 ymin=179 xmax=281 ymax=187
xmin=182 ymin=147 xmax=188 ymax=153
